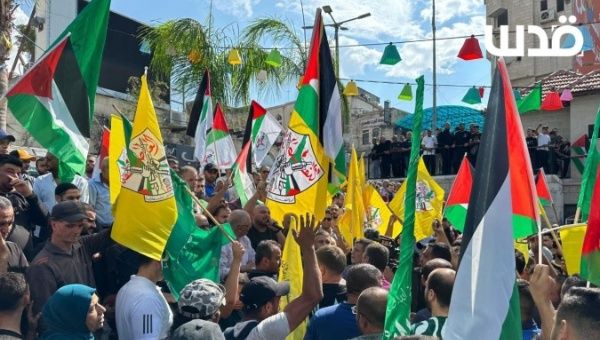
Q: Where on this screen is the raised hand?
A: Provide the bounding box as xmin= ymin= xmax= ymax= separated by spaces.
xmin=293 ymin=213 xmax=316 ymax=249
xmin=231 ymin=241 xmax=245 ymax=261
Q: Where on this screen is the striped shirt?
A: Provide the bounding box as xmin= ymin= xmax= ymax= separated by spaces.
xmin=411 ymin=316 xmax=447 ymax=338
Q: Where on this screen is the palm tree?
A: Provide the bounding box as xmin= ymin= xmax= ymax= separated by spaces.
xmin=0 ymin=0 xmax=15 ymax=131
xmin=140 ymin=16 xmax=304 ymax=109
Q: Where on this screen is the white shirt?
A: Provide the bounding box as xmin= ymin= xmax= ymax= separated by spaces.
xmin=247 ymin=312 xmax=290 ymax=340
xmin=116 ymin=275 xmax=173 ymax=340
xmin=421 ymin=136 xmax=437 ymax=155
xmin=537 ymin=133 xmax=551 ymax=151
xmin=220 ymin=235 xmax=255 ymax=280
xmin=32 ymin=173 xmax=89 ymax=211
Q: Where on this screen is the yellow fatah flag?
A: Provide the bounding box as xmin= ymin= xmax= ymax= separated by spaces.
xmin=559 ymin=224 xmax=587 ymax=275
xmin=265 ymin=35 xmax=329 ymax=224
xmin=339 ymin=148 xmax=365 ymax=244
xmin=278 ymin=217 xmax=306 ymax=340
xmin=108 ymin=114 xmax=125 ymax=204
xmin=388 ymin=157 xmax=445 ymax=241
xmin=358 ymin=154 xmax=366 ymax=191
xmin=364 ymin=184 xmax=402 ymax=237
xmin=111 ymin=74 xmax=177 ymax=260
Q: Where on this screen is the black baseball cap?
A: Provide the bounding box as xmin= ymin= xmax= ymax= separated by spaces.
xmin=240 ymin=276 xmax=289 ymax=310
xmin=51 ymin=201 xmax=88 ymax=222
xmin=204 ymin=163 xmax=218 ymax=172
xmin=0 ymin=129 xmax=15 ymax=142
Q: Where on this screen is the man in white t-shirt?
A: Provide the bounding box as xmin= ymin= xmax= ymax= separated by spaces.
xmin=223 ymin=214 xmax=323 ymax=340
xmin=116 ymin=250 xmax=173 ymax=339
xmin=421 ymin=130 xmax=437 ymax=175
xmin=536 ymin=125 xmax=551 ymax=172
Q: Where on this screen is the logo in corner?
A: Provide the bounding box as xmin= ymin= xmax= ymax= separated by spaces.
xmin=267 ymin=129 xmax=323 ymax=203
xmin=121 ymin=128 xmax=173 ymax=202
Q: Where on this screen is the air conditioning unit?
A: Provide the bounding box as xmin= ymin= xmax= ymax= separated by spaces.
xmin=540 ymin=9 xmax=556 ymax=23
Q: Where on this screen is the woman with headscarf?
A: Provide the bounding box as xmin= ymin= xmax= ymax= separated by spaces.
xmin=40 ymin=284 xmax=106 ymax=339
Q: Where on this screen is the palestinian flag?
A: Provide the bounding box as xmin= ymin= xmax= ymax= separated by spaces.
xmin=444 ymin=155 xmax=473 ymax=232
xmin=576 ymin=106 xmax=600 ymax=222
xmin=242 ymin=100 xmax=282 ymax=168
xmin=265 ymin=9 xmax=330 ymax=224
xmin=91 ymin=126 xmax=110 ymax=180
xmin=571 ymin=134 xmax=587 ymax=174
xmin=535 ymin=168 xmax=553 ymax=206
xmin=443 ymin=59 xmax=538 ymax=340
xmin=581 ymin=170 xmax=600 ymax=286
xmin=203 ymin=103 xmax=237 ymax=169
xmin=318 ymin=29 xmax=346 ymax=191
xmin=232 ymin=141 xmax=255 ymax=207
xmin=186 ymin=70 xmax=213 ymax=163
xmin=6 ymin=0 xmax=110 ymax=181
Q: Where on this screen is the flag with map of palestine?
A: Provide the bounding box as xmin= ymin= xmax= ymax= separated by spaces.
xmin=265 ymin=9 xmax=330 ymax=224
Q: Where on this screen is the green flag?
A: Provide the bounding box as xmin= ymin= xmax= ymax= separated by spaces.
xmin=383 ymin=75 xmax=425 ymax=339
xmin=162 ymin=170 xmax=234 ymax=299
xmin=6 ymin=0 xmax=110 ymax=181
xmin=517 ymin=83 xmax=541 ymax=115
xmin=576 ymin=106 xmax=600 ymax=222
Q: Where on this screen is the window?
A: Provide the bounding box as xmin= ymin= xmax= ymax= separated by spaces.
xmin=540 ymin=0 xmax=548 ymax=11
xmin=496 ymin=9 xmax=508 ymax=27
xmin=362 ymin=129 xmax=370 ymax=145
xmin=556 ymin=0 xmax=564 ymax=12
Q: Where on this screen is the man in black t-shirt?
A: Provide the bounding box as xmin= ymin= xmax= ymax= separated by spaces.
xmin=316 ymin=245 xmax=347 ymax=310
xmin=247 ymin=205 xmax=285 ymax=250
xmin=468 ymin=125 xmax=481 ymax=167
xmin=526 ymin=129 xmax=538 ymax=170
xmin=390 ymin=136 xmax=404 ymax=178
xmin=400 ymin=132 xmax=412 ymax=175
xmin=437 ymin=123 xmax=454 ymax=175
xmin=452 ymin=124 xmax=470 ymax=171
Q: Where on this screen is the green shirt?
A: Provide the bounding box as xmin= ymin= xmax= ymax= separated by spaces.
xmin=411 ymin=316 xmax=447 ymax=338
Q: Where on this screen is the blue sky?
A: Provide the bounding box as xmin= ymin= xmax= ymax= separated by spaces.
xmin=18 ymin=0 xmax=493 ymax=112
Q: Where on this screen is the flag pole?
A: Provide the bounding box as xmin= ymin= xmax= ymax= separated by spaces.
xmin=185 ymin=186 xmax=236 ymax=242
xmin=574 ymin=207 xmax=581 ymax=224
xmin=539 ymin=203 xmax=565 ymax=263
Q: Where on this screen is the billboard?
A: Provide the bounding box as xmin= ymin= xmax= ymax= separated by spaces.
xmin=573 ymin=0 xmax=600 ymax=73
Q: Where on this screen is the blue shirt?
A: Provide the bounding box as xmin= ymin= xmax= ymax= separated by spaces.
xmin=88 ymin=178 xmax=113 ymax=227
xmin=522 ymin=319 xmax=541 ymax=340
xmin=304 ymin=303 xmax=360 ymax=340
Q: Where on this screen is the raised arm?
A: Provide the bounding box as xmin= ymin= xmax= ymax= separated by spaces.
xmin=529 ymin=264 xmax=556 ymax=340
xmin=283 ymin=214 xmax=323 ymax=331
xmin=221 ymin=241 xmax=244 ymax=319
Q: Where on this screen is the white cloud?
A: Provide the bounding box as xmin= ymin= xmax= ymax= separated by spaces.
xmin=420 ymin=0 xmax=482 ymax=24
xmin=337 ymin=36 xmax=381 ymax=77
xmin=213 ymin=0 xmax=261 ymax=18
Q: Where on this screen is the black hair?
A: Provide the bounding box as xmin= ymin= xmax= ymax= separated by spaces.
xmin=428 ymin=242 xmax=452 ymax=263
xmin=346 ymin=263 xmax=382 ymax=295
xmin=517 ymin=279 xmax=535 ymax=320
xmin=255 ymin=240 xmax=280 ymax=264
xmin=421 ymin=258 xmax=453 ymax=282
xmin=55 ymin=182 xmax=78 ymax=197
xmin=0 ymin=154 xmax=23 ymax=168
xmin=555 ymin=287 xmax=600 ymax=339
xmin=0 ymin=272 xmax=27 ymax=311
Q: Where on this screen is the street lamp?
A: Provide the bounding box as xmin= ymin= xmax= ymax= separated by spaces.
xmin=302 ymin=6 xmax=371 ymax=76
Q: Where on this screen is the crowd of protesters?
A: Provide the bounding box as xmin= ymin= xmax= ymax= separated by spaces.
xmin=368 ymin=123 xmax=572 ymax=179
xmin=0 ymin=127 xmax=598 ymax=340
